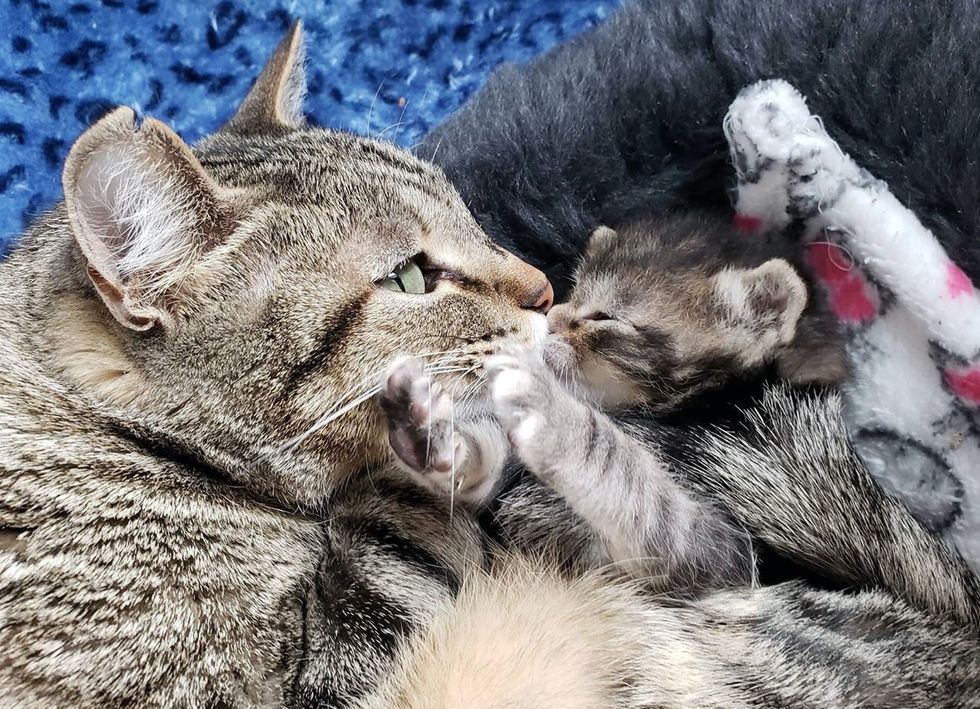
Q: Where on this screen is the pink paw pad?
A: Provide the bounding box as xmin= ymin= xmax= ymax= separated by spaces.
xmin=805 ymin=242 xmax=878 ymax=323
xmin=946 ymin=262 xmax=974 ymax=299
xmin=733 ymin=213 xmax=763 ymax=233
xmin=944 ymin=365 xmax=980 ymax=405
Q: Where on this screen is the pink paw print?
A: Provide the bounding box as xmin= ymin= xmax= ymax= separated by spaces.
xmin=945 ymin=365 xmax=980 ymax=406
xmin=946 ymin=262 xmax=974 ymax=300
xmin=734 ymin=212 xmax=764 ymax=234
xmin=806 ymin=241 xmax=878 ymax=323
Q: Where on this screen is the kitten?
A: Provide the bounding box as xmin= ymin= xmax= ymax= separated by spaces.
xmin=381 ymin=212 xmax=842 ymax=592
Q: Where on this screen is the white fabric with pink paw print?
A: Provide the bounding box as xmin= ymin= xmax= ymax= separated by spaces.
xmin=725 ymin=79 xmax=980 ymax=568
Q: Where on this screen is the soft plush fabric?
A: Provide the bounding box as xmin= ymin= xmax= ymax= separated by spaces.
xmin=0 ymin=0 xmax=619 ymax=254
xmin=726 ymin=80 xmax=980 ymax=565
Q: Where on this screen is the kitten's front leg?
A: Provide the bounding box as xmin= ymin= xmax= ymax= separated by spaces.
xmin=486 ymin=348 xmax=754 ymax=592
xmin=378 ymin=358 xmax=507 ymax=506
xmin=484 ymin=348 xmax=584 ymax=479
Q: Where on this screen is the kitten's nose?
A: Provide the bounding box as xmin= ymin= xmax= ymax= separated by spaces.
xmin=524 ymin=279 xmax=554 ymax=313
xmin=547 ymin=304 xmax=575 ymax=333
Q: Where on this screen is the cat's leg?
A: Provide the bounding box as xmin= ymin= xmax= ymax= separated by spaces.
xmin=485 ymin=348 xmax=755 ymax=592
xmin=379 ymin=358 xmax=508 ymax=506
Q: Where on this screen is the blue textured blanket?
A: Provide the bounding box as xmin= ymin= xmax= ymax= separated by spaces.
xmin=0 ymin=0 xmax=619 ymax=253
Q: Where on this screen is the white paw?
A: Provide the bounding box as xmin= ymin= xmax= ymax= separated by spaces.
xmin=486 ymin=349 xmax=549 ymax=449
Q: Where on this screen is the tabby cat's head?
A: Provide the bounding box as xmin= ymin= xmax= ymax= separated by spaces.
xmin=51 ymin=25 xmax=551 ymax=504
xmin=545 ymin=216 xmax=845 ymax=409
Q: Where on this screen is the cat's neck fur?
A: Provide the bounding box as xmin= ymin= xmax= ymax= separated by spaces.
xmin=1 ymin=217 xmax=251 ymax=531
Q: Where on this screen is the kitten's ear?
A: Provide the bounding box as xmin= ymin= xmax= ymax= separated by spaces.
xmin=586 ymin=226 xmax=617 ymax=254
xmin=223 ymin=21 xmax=307 ymax=134
xmin=63 ymin=107 xmax=235 ymax=332
xmin=712 ymin=259 xmax=807 ymax=344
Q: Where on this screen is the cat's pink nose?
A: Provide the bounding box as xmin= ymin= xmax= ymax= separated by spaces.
xmin=524 ymin=280 xmax=554 ymax=313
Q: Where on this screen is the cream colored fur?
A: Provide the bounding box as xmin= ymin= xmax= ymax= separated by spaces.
xmin=357 ymin=559 xmax=732 ymax=709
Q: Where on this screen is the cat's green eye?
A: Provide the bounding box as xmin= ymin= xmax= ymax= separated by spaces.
xmin=380 ymin=258 xmax=426 ymax=294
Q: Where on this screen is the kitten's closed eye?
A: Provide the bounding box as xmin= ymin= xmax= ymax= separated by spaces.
xmin=581 ymin=311 xmax=614 ymax=322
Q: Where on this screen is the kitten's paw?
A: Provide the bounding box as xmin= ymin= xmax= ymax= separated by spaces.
xmin=485 ymin=347 xmax=555 ymax=451
xmin=379 ymin=358 xmax=478 ymax=502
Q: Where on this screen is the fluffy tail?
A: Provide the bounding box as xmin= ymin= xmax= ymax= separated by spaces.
xmin=358 ymin=558 xmax=980 ymax=708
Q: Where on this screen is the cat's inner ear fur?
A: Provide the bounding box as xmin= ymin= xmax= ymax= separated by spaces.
xmin=223 ymin=21 xmax=307 ymax=134
xmin=62 ymin=106 xmax=234 ymax=332
xmin=712 ymin=258 xmax=807 ymax=347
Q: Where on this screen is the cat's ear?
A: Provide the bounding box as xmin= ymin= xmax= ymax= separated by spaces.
xmin=712 ymin=258 xmax=807 ymax=344
xmin=223 ymin=21 xmax=307 ymax=134
xmin=63 ymin=107 xmax=235 ymax=332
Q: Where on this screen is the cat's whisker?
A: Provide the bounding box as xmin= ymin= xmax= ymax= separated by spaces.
xmin=429 ymin=135 xmax=445 ymax=163
xmin=425 ymin=376 xmax=433 ymax=473
xmin=456 ymin=369 xmax=487 ymax=406
xmin=377 ymin=120 xmax=406 ymax=139
xmin=448 ymin=395 xmax=456 ymax=523
xmin=278 ymin=350 xmax=479 ymax=455
xmin=415 ymin=346 xmax=475 ymax=360
xmin=278 ymin=358 xmax=407 ymax=453
xmin=411 ymin=87 xmax=430 ymax=135
xmin=280 ymin=383 xmax=383 ymax=453
xmin=366 ymin=79 xmax=386 ymax=136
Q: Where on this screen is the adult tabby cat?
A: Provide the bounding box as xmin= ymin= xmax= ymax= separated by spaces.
xmin=0 ymin=26 xmax=553 ymax=705
xmin=1 ymin=18 xmax=978 ymax=709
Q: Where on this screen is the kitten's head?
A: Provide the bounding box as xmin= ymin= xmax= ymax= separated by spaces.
xmin=545 ymin=216 xmax=846 ymax=409
xmin=49 ymin=25 xmax=552 ymax=504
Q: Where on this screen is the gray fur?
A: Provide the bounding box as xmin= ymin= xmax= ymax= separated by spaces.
xmin=368 ymin=383 xmax=980 ymax=708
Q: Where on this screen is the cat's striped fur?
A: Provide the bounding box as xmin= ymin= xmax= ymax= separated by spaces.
xmin=1 ymin=18 xmax=978 ymax=709
xmin=365 ymin=385 xmax=980 ymax=708
xmin=0 ymin=26 xmax=547 ymax=706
